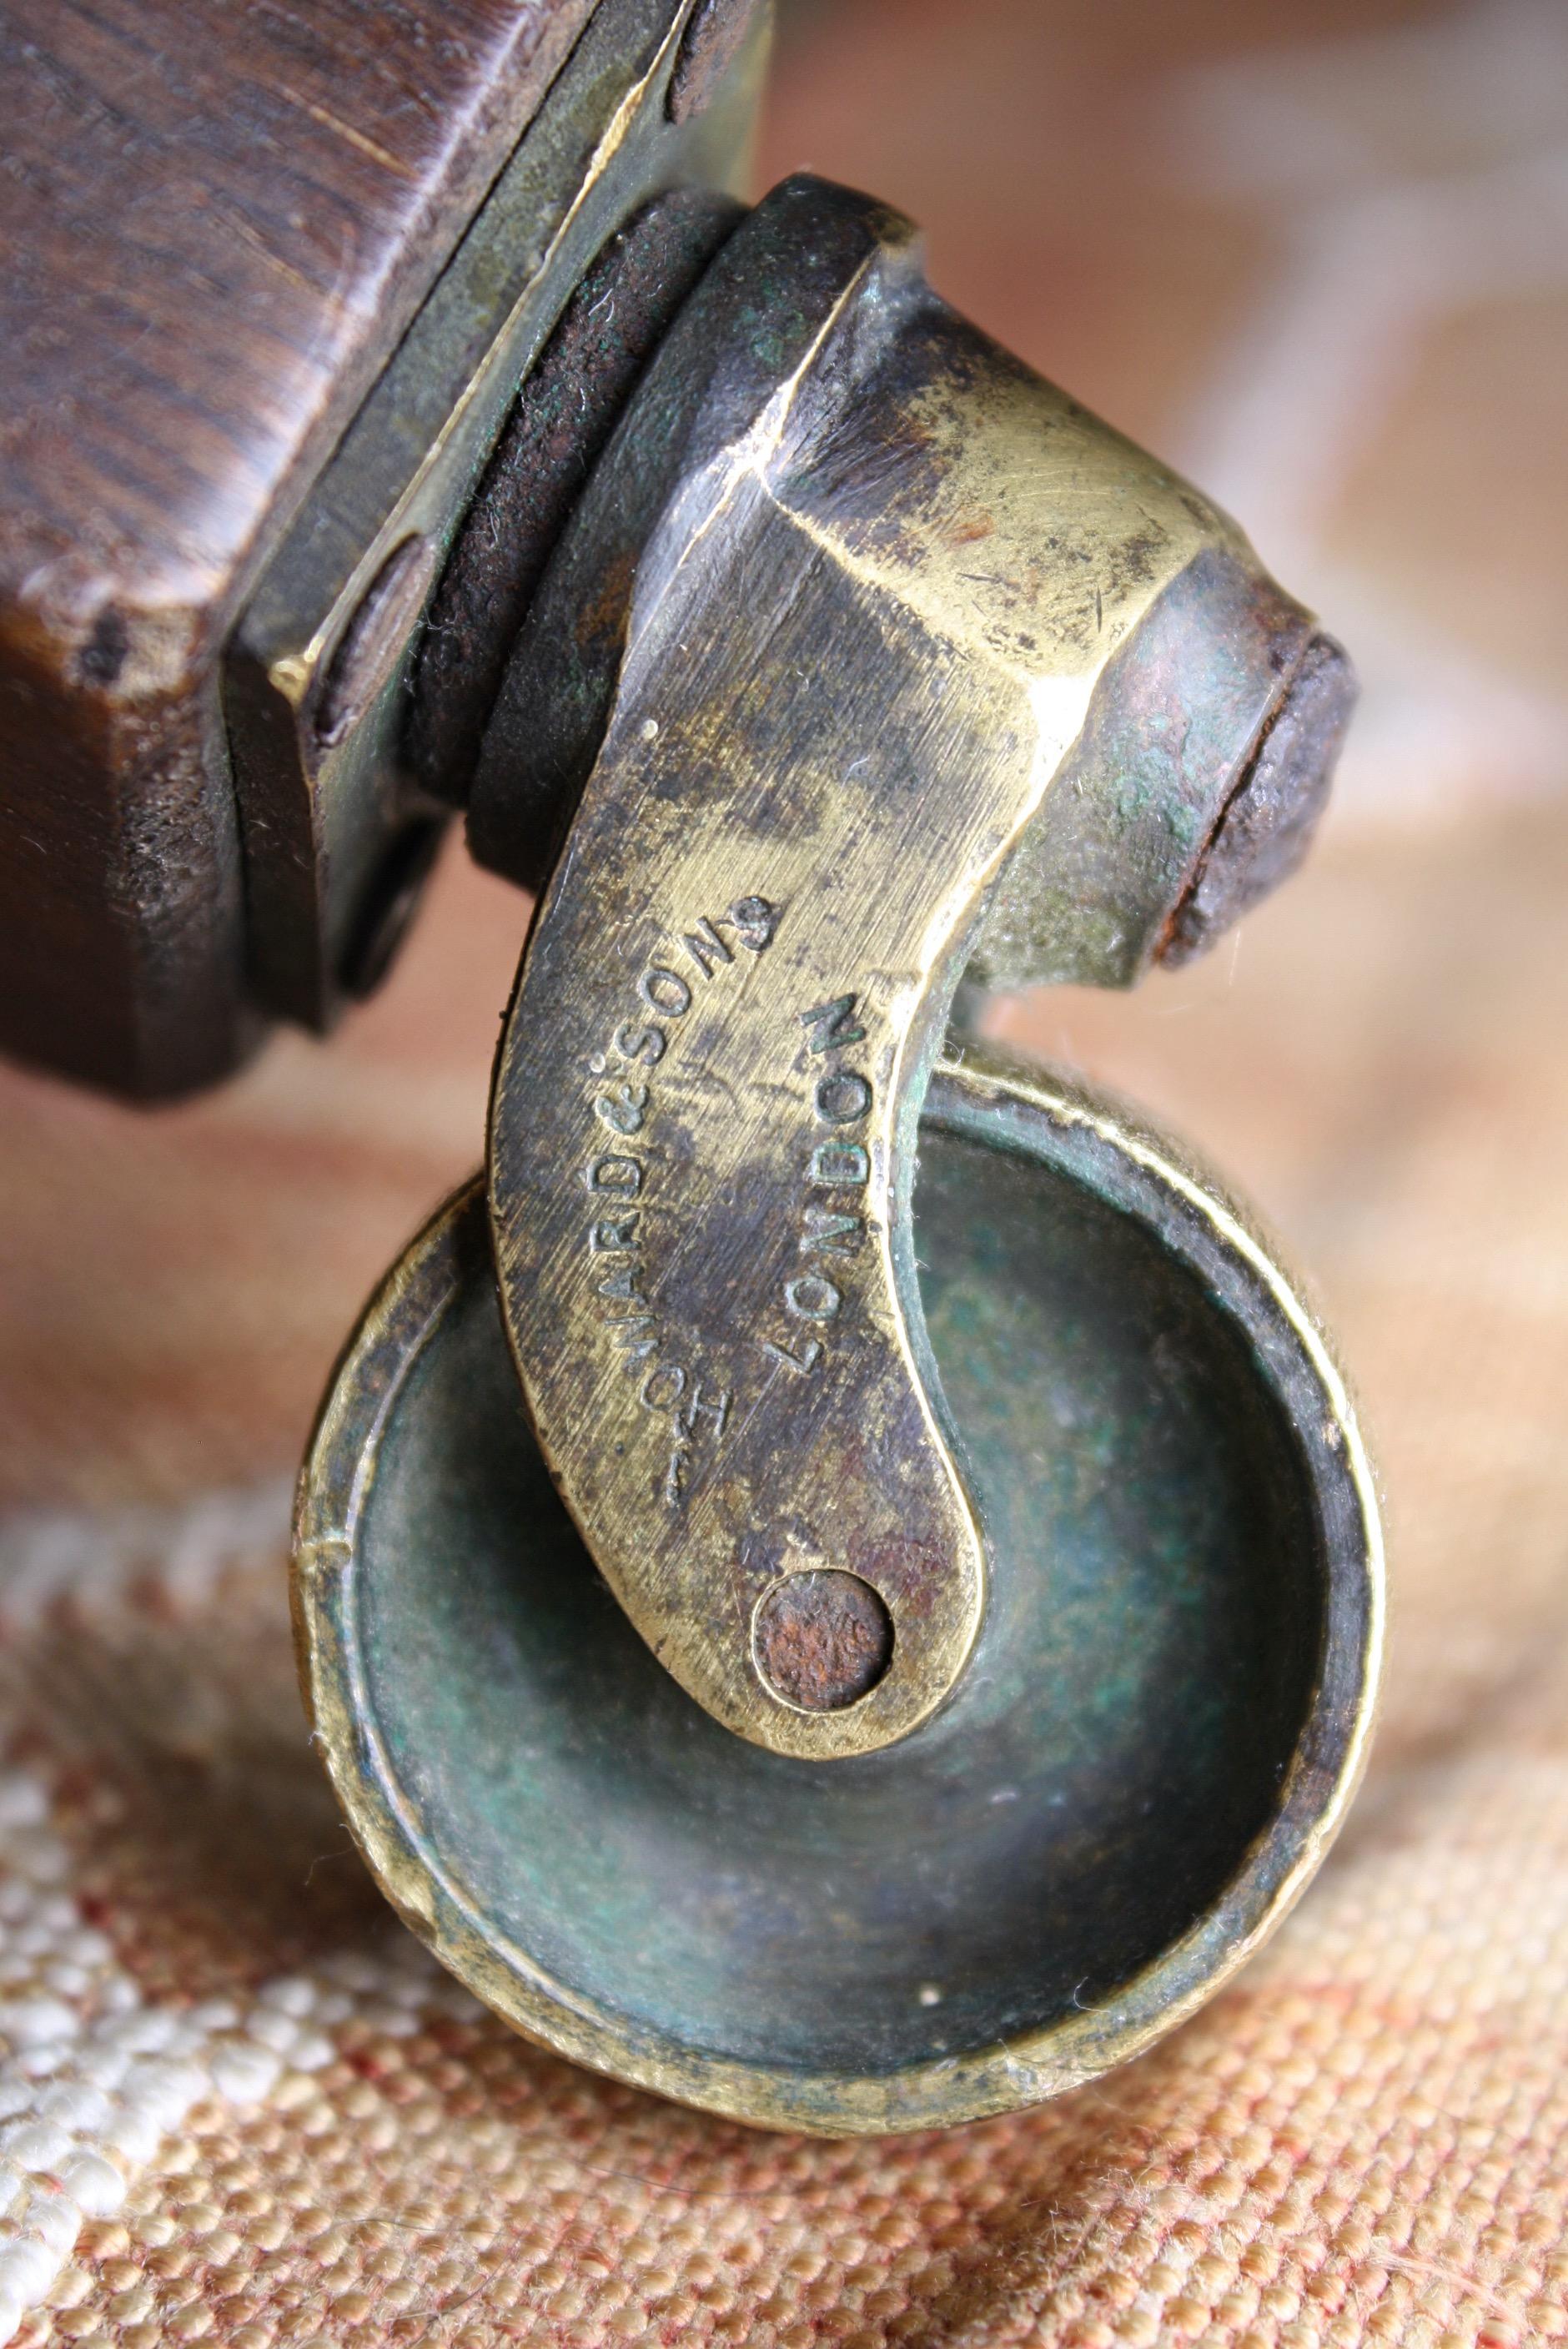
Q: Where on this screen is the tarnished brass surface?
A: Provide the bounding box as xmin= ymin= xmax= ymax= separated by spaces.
xmin=293 ymin=1053 xmax=1383 ymax=2135
xmin=485 ymin=179 xmax=1334 ymax=1759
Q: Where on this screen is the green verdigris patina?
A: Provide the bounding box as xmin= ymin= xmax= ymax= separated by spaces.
xmin=293 ymin=1055 xmax=1380 ymax=2133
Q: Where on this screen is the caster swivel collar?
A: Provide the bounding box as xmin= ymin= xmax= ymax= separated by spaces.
xmin=294 ymin=179 xmax=1382 ymax=2135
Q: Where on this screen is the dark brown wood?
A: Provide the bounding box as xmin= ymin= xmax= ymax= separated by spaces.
xmin=0 ymin=0 xmax=598 ymax=1094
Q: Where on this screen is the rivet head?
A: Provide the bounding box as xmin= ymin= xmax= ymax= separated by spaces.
xmin=751 ymin=1571 xmax=894 ymax=1713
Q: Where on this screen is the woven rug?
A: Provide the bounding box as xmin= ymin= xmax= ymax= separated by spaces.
xmin=1 ymin=0 xmax=1565 ymax=2341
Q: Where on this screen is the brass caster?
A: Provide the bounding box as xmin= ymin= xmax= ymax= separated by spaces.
xmin=294 ymin=173 xmax=1380 ymax=2134
xmin=294 ymin=1051 xmax=1380 ymax=2135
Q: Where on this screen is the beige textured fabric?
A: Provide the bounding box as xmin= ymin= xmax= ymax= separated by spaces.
xmin=1 ymin=1 xmax=1565 ymax=2341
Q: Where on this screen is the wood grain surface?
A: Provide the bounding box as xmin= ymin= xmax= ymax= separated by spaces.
xmin=0 ymin=0 xmax=599 ymax=661
xmin=0 ymin=0 xmax=598 ymax=1093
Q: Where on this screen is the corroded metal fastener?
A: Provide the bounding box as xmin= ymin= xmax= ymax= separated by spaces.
xmin=474 ymin=175 xmax=1357 ymax=1760
xmin=1159 ymin=628 xmax=1356 ymax=967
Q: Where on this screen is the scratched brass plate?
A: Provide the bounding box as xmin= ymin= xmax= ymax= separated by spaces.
xmin=294 ymin=1057 xmax=1380 ymax=2134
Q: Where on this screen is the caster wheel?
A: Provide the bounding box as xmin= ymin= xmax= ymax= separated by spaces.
xmin=294 ymin=1054 xmax=1380 ymax=2134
